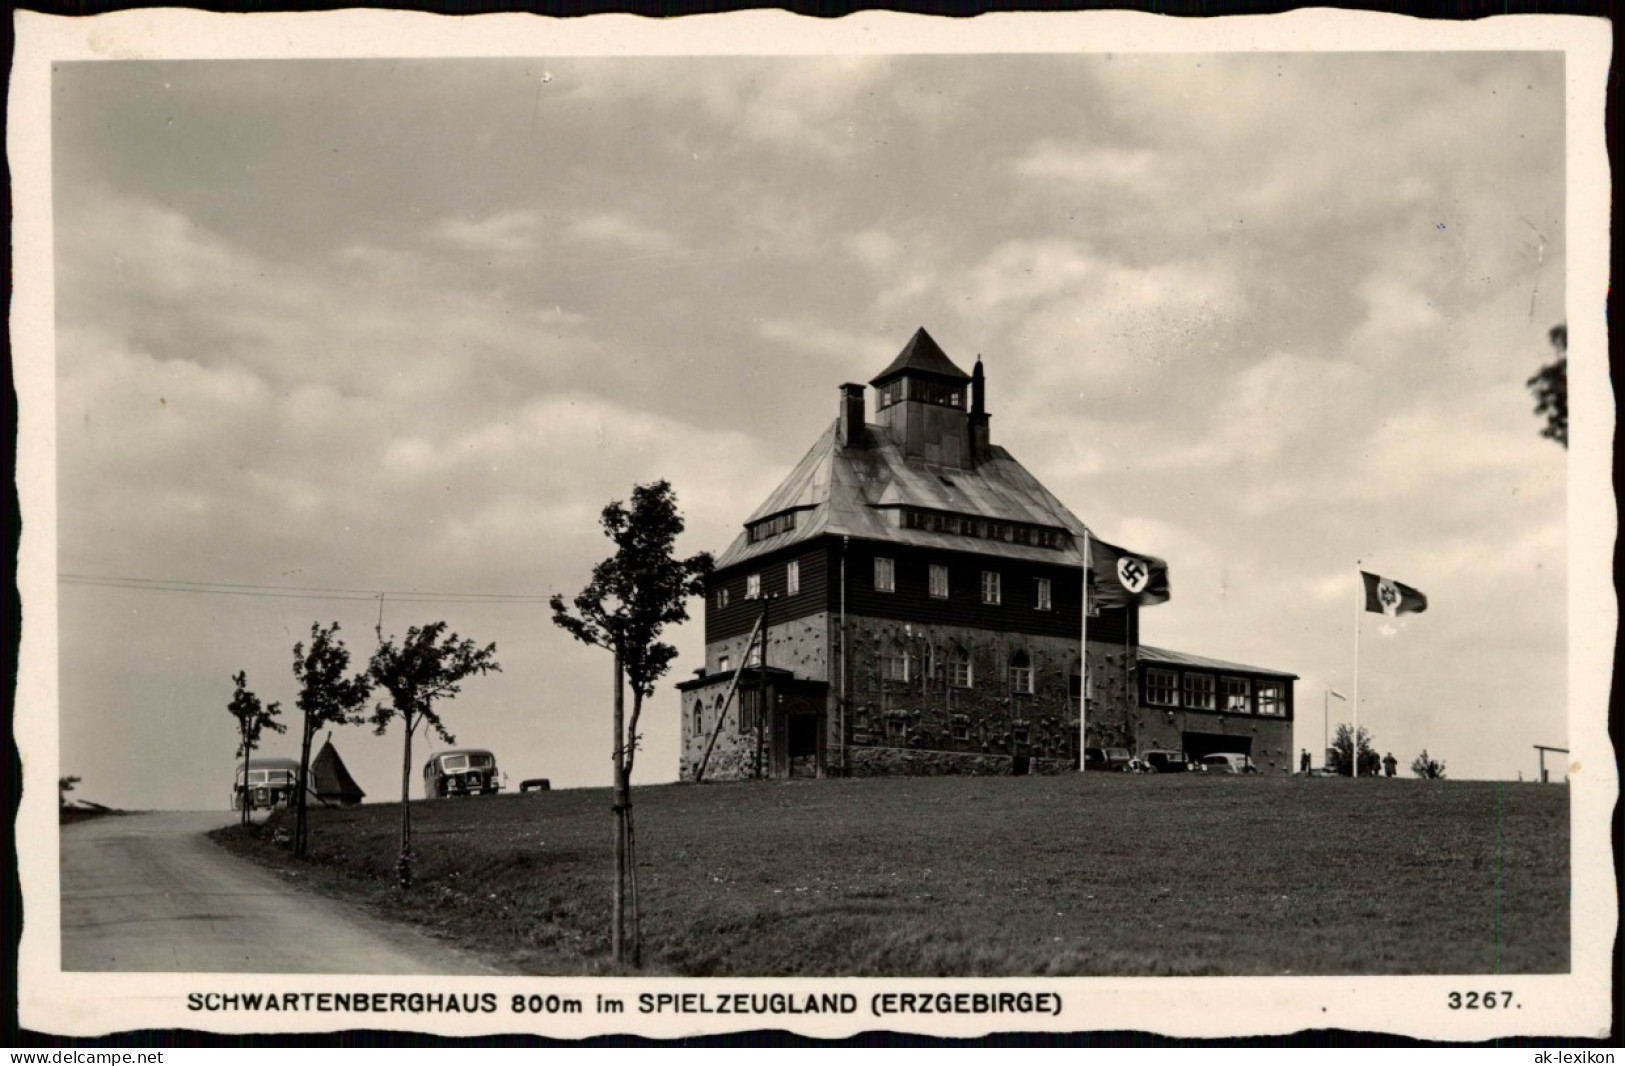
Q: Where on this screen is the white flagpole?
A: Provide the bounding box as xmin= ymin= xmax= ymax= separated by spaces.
xmin=1079 ymin=528 xmax=1090 ymax=772
xmin=1352 ymin=564 xmax=1362 ymax=778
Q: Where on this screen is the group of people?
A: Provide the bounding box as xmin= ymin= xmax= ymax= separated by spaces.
xmin=1299 ymin=748 xmax=1400 ymax=776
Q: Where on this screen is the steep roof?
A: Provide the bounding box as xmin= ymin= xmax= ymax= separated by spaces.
xmin=868 ymin=327 xmax=972 ymax=386
xmin=714 ymin=419 xmax=1096 ymax=571
xmin=1138 ymin=645 xmax=1299 ymax=680
xmin=311 ymin=737 xmax=365 ymax=802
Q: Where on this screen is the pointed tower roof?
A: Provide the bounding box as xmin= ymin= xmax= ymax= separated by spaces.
xmin=869 ymin=327 xmax=972 ymax=386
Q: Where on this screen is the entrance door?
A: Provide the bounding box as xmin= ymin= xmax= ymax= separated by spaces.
xmin=787 ymin=714 xmax=820 ymax=778
xmin=1183 ymin=732 xmax=1252 ymax=759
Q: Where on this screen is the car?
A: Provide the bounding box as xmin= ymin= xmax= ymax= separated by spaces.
xmin=1141 ymin=750 xmax=1193 ymax=774
xmin=233 ymin=756 xmax=301 ymax=812
xmin=1084 ymin=747 xmax=1133 ymax=772
xmin=1200 ymin=752 xmax=1259 ymax=774
xmin=423 ymin=748 xmax=503 ymax=798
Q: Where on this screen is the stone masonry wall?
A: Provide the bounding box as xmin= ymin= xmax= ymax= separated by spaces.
xmin=831 ymin=614 xmax=1137 ymax=774
xmin=706 ymin=613 xmax=829 ymax=680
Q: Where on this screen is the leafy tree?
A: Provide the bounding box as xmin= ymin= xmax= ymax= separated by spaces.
xmin=550 ymin=480 xmax=713 ymax=967
xmin=1526 ymin=323 xmax=1567 ymax=448
xmin=368 ymin=622 xmax=500 ymax=889
xmin=227 ymin=670 xmax=287 ymax=826
xmin=58 ymin=776 xmax=81 ymax=808
xmin=291 ymin=623 xmax=372 ymax=856
xmin=1411 ymin=749 xmax=1447 ymax=779
xmin=1328 ymin=723 xmax=1381 ymax=777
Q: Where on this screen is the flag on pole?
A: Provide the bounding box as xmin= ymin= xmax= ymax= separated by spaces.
xmin=1090 ymin=536 xmax=1171 ymax=607
xmin=1360 ymin=571 xmax=1428 ymax=617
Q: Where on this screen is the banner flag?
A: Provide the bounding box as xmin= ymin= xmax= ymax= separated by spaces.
xmin=1360 ymin=570 xmax=1428 ymax=617
xmin=1090 ymin=535 xmax=1171 ymax=607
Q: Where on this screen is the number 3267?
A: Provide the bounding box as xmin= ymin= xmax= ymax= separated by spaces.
xmin=1448 ymin=991 xmax=1515 ymax=1009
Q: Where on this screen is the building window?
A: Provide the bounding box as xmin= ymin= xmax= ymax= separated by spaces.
xmin=922 ymin=644 xmax=938 ymax=682
xmin=875 ymin=557 xmax=896 ymax=593
xmin=1013 ymin=722 xmax=1030 ymax=746
xmin=950 ymin=715 xmax=969 ymax=741
xmin=929 ymin=564 xmax=949 ymax=599
xmin=883 ymin=641 xmax=909 ymax=683
xmin=981 ymin=571 xmax=1001 ymax=605
xmin=746 ymin=573 xmax=761 ymax=599
xmin=739 ymin=688 xmax=763 ymax=734
xmin=1183 ymin=672 xmax=1217 ymax=711
xmin=691 ymin=701 xmax=703 ymax=736
xmin=1069 ymin=659 xmax=1092 ymax=709
xmin=1009 ymin=650 xmax=1033 ymax=695
xmin=1257 ymin=682 xmax=1286 ymax=717
xmin=716 ymin=586 xmax=730 ymax=609
xmin=1146 ymin=667 xmax=1178 ymax=707
xmin=1035 ymin=577 xmax=1052 ymax=611
xmin=885 ymin=716 xmax=907 ymax=740
xmin=718 ymin=654 xmax=731 ymax=675
xmin=949 ymin=646 xmax=973 ymax=689
xmin=786 ymin=560 xmax=800 ymax=596
xmin=745 ymin=640 xmax=761 ymax=667
xmin=1223 ymin=676 xmax=1251 ymax=713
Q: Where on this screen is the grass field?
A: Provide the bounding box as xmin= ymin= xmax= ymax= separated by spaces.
xmin=213 ymin=773 xmax=1569 ymax=977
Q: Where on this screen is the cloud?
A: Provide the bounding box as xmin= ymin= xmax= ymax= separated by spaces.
xmin=431 ymin=209 xmax=546 ymax=256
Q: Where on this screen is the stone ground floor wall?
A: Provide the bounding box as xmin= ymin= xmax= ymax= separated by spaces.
xmin=848 ymin=746 xmax=1073 ymax=776
xmin=682 ymin=611 xmax=1150 ymax=781
xmin=837 ymin=614 xmax=1136 ymax=770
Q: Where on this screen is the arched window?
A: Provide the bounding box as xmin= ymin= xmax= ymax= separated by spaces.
xmin=1010 ymin=650 xmax=1033 ymax=695
xmin=883 ymin=640 xmax=909 ymax=683
xmin=922 ymin=643 xmax=938 ymax=682
xmin=949 ymin=646 xmax=973 ymax=689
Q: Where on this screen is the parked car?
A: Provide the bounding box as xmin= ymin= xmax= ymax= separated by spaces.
xmin=233 ymin=757 xmax=301 ymax=812
xmin=1141 ymin=750 xmax=1193 ymax=774
xmin=1084 ymin=747 xmax=1133 ymax=772
xmin=1200 ymin=752 xmax=1259 ymax=774
xmin=423 ymin=749 xmax=503 ymax=798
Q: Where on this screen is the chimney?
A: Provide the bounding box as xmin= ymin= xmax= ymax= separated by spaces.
xmin=839 ymin=383 xmax=866 ymax=447
xmin=969 ymin=357 xmax=991 ymax=463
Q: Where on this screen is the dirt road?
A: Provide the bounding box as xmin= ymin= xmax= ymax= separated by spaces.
xmin=60 ymin=811 xmax=504 ymax=974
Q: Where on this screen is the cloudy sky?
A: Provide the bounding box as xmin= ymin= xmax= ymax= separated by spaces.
xmin=44 ymin=42 xmax=1574 ymax=809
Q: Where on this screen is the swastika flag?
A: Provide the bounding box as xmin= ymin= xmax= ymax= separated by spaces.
xmin=1090 ymin=536 xmax=1171 ymax=608
xmin=1361 ymin=571 xmax=1428 ymax=617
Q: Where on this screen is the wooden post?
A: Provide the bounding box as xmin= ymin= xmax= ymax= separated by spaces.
xmin=694 ymin=614 xmax=764 ymax=783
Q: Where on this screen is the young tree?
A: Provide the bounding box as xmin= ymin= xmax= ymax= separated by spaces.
xmin=58 ymin=776 xmax=81 ymax=808
xmin=227 ymin=670 xmax=287 ymax=826
xmin=550 ymin=480 xmax=713 ymax=967
xmin=1526 ymin=323 xmax=1567 ymax=448
xmin=1411 ymin=749 xmax=1447 ymax=779
xmin=368 ymin=622 xmax=500 ymax=889
xmin=291 ymin=624 xmax=371 ymax=856
xmin=1328 ymin=723 xmax=1381 ymax=777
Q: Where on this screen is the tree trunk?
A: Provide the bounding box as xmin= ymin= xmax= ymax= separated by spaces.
xmin=399 ymin=711 xmax=414 ymax=889
xmin=295 ymin=714 xmax=314 ymax=857
xmin=611 ymin=651 xmax=627 ymax=966
xmin=240 ymin=725 xmax=251 ymax=827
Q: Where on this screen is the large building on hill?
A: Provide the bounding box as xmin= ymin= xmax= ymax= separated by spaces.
xmin=677 ymin=328 xmax=1296 ymax=780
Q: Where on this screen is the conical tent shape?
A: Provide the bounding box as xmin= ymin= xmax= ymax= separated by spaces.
xmin=311 ymin=735 xmax=365 ymax=805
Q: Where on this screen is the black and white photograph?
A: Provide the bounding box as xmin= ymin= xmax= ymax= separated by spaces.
xmin=11 ymin=10 xmax=1614 ymax=1041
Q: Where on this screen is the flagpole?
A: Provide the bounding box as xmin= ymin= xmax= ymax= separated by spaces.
xmin=1352 ymin=563 xmax=1362 ymax=779
xmin=1079 ymin=528 xmax=1089 ymax=772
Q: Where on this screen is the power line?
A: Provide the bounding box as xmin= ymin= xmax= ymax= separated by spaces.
xmin=58 ymin=572 xmax=555 ymax=605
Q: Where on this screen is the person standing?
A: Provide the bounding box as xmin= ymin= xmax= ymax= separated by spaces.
xmin=1383 ymin=752 xmax=1398 ymax=778
xmin=1300 ymin=748 xmax=1312 ymax=774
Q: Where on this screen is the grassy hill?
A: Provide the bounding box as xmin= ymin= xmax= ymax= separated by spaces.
xmin=212 ymin=772 xmax=1568 ymax=977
